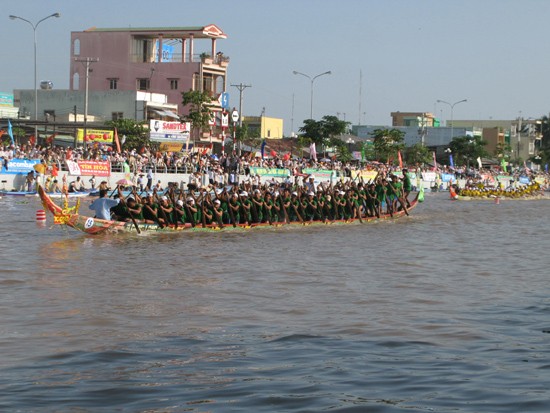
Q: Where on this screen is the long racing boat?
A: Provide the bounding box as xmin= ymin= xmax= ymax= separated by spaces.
xmin=38 ymin=184 xmax=419 ymax=235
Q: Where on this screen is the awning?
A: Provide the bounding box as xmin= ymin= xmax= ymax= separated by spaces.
xmin=152 ymin=109 xmax=180 ymax=119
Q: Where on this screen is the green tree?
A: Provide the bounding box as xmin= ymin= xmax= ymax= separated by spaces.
xmin=298 ymin=119 xmax=325 ymax=145
xmin=181 ymin=89 xmax=214 ymax=145
xmin=404 ymin=143 xmax=432 ymax=166
xmin=104 ymin=118 xmax=148 ymax=151
xmin=333 ymin=140 xmax=353 ymax=163
xmin=449 ymin=135 xmax=489 ymax=166
xmin=298 ymin=116 xmax=350 ymax=158
xmin=369 ymin=128 xmax=405 ymax=163
xmin=495 ymin=141 xmax=512 ymax=159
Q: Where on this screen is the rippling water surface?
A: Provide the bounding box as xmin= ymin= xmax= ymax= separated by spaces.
xmin=1 ymin=193 xmax=549 ymax=412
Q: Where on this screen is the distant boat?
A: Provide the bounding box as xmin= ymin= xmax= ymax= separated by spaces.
xmin=0 ymin=189 xmax=92 ymax=198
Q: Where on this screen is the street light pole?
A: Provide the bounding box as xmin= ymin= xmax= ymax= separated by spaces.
xmin=9 ymin=12 xmax=60 ymax=142
xmin=436 ymin=99 xmax=467 ymax=141
xmin=293 ymin=70 xmax=331 ymax=119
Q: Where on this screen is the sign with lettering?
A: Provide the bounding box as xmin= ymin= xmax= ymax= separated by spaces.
xmin=76 ymin=129 xmax=114 ymax=144
xmin=149 ymin=120 xmax=190 ymax=142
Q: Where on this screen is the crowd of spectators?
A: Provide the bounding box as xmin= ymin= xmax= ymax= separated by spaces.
xmin=1 ymin=143 xmax=548 ymax=190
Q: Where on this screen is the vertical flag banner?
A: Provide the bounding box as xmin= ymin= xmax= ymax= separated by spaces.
xmin=260 ymin=139 xmax=266 ymax=159
xmin=397 ymin=150 xmax=403 ymax=169
xmin=477 ymin=157 xmax=482 ymax=169
xmin=114 ymin=128 xmax=121 ymax=153
xmin=500 ymin=157 xmax=507 ymax=171
xmin=449 ymin=154 xmax=454 ymax=168
xmin=432 ymin=151 xmax=437 ymax=170
xmin=8 ymin=119 xmax=15 ymax=146
xmin=361 ymin=143 xmax=366 ymax=162
xmin=310 ymin=142 xmax=317 ymax=161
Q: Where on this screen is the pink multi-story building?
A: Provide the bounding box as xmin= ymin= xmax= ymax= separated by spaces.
xmin=69 ymin=25 xmax=229 ymax=119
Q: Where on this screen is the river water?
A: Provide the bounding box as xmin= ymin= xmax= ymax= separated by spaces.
xmin=1 ymin=192 xmax=549 ymax=412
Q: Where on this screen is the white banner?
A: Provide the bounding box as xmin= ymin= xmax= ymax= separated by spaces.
xmin=149 ymin=120 xmax=191 ymax=142
xmin=66 ymin=160 xmax=82 ymax=176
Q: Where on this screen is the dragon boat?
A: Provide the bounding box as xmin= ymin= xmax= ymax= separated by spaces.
xmin=38 ymin=185 xmax=419 ymax=235
xmin=450 ymin=181 xmax=548 ymax=201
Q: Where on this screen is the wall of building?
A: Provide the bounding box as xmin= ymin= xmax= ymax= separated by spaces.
xmin=69 ymin=30 xmax=222 ymax=115
xmin=15 ymin=90 xmax=146 ymax=122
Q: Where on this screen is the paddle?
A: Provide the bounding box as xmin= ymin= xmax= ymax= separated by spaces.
xmin=201 ymin=198 xmax=207 ymax=228
xmin=290 ymin=195 xmax=304 ymax=223
xmin=386 ymin=180 xmax=409 ymax=216
xmin=212 ymin=200 xmax=225 ymax=229
xmin=118 ymin=193 xmax=141 ymax=234
xmin=155 ymin=191 xmax=171 ymax=227
xmin=168 ymin=188 xmax=179 ymax=229
xmin=225 ymin=190 xmax=238 ymax=228
xmin=279 ymin=196 xmax=290 ymax=224
xmin=184 ymin=197 xmax=196 ymax=228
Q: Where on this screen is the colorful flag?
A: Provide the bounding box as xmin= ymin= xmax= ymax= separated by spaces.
xmin=397 ymin=150 xmax=403 ymax=169
xmin=8 ymin=119 xmax=15 ymax=146
xmin=310 ymin=142 xmax=317 ymax=161
xmin=449 ymin=154 xmax=454 ymax=168
xmin=432 ymin=151 xmax=437 ymax=171
xmin=361 ymin=143 xmax=366 ymax=162
xmin=500 ymin=157 xmax=507 ymax=171
xmin=260 ymin=139 xmax=266 ymax=159
xmin=114 ymin=128 xmax=121 ymax=153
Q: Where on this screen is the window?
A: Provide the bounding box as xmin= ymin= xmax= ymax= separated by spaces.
xmin=109 ymin=78 xmax=118 ymax=90
xmin=112 ymin=112 xmax=124 ymax=121
xmin=73 ymin=39 xmax=80 ymax=56
xmin=137 ymin=78 xmax=150 ymax=91
xmin=169 ymin=79 xmax=179 ymax=90
xmin=73 ymin=72 xmax=80 ymax=90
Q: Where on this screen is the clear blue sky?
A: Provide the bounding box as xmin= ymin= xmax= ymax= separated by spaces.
xmin=2 ymin=0 xmax=549 ymax=135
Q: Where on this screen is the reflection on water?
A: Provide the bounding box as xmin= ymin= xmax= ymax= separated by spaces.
xmin=1 ymin=193 xmax=549 ymax=412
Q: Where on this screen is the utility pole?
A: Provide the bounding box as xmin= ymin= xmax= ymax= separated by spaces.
xmin=358 ymin=69 xmax=362 ymax=125
xmin=75 ymin=57 xmax=99 ymax=148
xmin=230 ymin=83 xmax=251 ymax=155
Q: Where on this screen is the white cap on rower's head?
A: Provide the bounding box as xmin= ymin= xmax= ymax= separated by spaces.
xmin=240 ymin=191 xmax=248 ymax=197
xmin=292 ymin=191 xmax=298 ymax=196
xmin=214 ymin=199 xmax=221 ymax=205
xmin=254 ymin=189 xmax=261 ymax=194
xmin=309 ymin=175 xmax=315 ymax=180
xmin=176 ymin=199 xmax=184 ymax=206
xmin=161 ymin=195 xmax=168 ymax=201
xmin=274 ymin=191 xmax=280 ymax=197
xmin=127 ymin=195 xmax=134 ymax=201
xmin=308 ymin=191 xmax=314 ymax=196
xmin=340 ymin=191 xmax=346 ymax=195
xmin=232 ymin=192 xmax=238 ymax=197
xmin=187 ymin=197 xmax=195 ymax=204
xmin=147 ymin=192 xmax=153 ymax=197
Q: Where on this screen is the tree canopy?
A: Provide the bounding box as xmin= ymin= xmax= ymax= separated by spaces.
xmin=448 ymin=135 xmax=489 ymax=166
xmin=181 ymin=89 xmax=214 ymax=141
xmin=105 ymin=118 xmax=148 ymax=151
xmin=298 ymin=115 xmax=349 ymax=147
xmin=369 ymin=128 xmax=405 ymax=163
